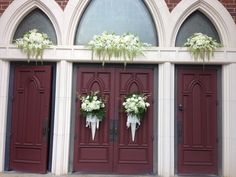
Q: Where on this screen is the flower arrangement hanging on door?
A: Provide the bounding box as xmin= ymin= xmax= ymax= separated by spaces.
xmin=184 ymin=33 xmax=222 ymax=62
xmin=15 ymin=29 xmax=53 ymax=63
xmin=122 ymin=93 xmax=150 ymax=141
xmin=80 ymin=91 xmax=106 ymax=140
xmin=88 ymin=32 xmax=150 ymax=66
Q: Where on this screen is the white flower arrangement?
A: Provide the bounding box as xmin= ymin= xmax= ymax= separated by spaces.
xmin=80 ymin=91 xmax=105 ymax=120
xmin=122 ymin=93 xmax=150 ymax=119
xmin=184 ymin=33 xmax=222 ymax=62
xmin=123 ymin=93 xmax=150 ymax=141
xmin=15 ymin=29 xmax=53 ymax=62
xmin=88 ymin=32 xmax=150 ymax=66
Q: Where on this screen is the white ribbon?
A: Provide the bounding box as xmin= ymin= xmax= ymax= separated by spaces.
xmin=86 ymin=114 xmax=101 ymax=140
xmin=126 ymin=114 xmax=140 ymax=141
xmin=126 ymin=114 xmax=140 ymax=128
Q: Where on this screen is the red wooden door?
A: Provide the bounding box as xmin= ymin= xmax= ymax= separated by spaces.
xmin=177 ymin=66 xmax=218 ymax=175
xmin=114 ymin=69 xmax=153 ymax=173
xmin=74 ymin=67 xmax=115 ymax=172
xmin=10 ymin=66 xmax=52 ymax=173
xmin=74 ymin=67 xmax=153 ymax=174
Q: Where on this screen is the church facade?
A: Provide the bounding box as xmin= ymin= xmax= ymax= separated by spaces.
xmin=0 ymin=0 xmax=236 ymax=176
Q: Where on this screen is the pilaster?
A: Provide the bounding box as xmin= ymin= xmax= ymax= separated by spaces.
xmin=222 ymin=64 xmax=236 ymax=177
xmin=0 ymin=60 xmax=10 ymax=172
xmin=51 ymin=60 xmax=72 ymax=175
xmin=158 ymin=62 xmax=175 ymax=177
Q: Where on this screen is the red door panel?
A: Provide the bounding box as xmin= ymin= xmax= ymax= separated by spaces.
xmin=10 ymin=66 xmax=52 ymax=173
xmin=114 ymin=69 xmax=153 ymax=173
xmin=74 ymin=67 xmax=153 ymax=174
xmin=73 ymin=68 xmax=115 ymax=172
xmin=177 ymin=67 xmax=218 ymax=174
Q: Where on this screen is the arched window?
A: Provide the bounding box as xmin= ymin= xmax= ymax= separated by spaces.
xmin=175 ymin=11 xmax=220 ymax=46
xmin=74 ymin=0 xmax=158 ymax=46
xmin=13 ymin=9 xmax=57 ymax=44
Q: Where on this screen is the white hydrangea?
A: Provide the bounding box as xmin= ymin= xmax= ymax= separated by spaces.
xmin=80 ymin=91 xmax=105 ymax=120
xmin=123 ymin=93 xmax=150 ymax=119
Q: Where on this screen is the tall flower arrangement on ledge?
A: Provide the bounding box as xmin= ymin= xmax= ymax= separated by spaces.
xmin=122 ymin=93 xmax=150 ymax=141
xmin=80 ymin=91 xmax=105 ymax=140
xmin=88 ymin=32 xmax=150 ymax=66
xmin=15 ymin=29 xmax=53 ymax=62
xmin=184 ymin=33 xmax=222 ymax=62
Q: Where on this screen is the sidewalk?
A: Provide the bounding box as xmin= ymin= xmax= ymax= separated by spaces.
xmin=0 ymin=172 xmax=152 ymax=177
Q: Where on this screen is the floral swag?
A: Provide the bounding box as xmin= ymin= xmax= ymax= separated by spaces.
xmin=184 ymin=33 xmax=222 ymax=62
xmin=122 ymin=93 xmax=150 ymax=141
xmin=80 ymin=91 xmax=105 ymax=140
xmin=88 ymin=32 xmax=150 ymax=66
xmin=15 ymin=29 xmax=52 ymax=62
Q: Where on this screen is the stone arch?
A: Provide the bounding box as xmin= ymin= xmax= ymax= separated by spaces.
xmin=0 ymin=0 xmax=63 ymax=44
xmin=64 ymin=0 xmax=170 ymax=46
xmin=169 ymin=0 xmax=236 ymax=47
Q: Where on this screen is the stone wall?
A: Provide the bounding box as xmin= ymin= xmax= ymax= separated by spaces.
xmin=166 ymin=0 xmax=236 ymax=22
xmin=0 ymin=0 xmax=13 ymax=16
xmin=0 ymin=0 xmax=236 ymax=23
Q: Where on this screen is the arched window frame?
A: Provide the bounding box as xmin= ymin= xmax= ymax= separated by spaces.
xmin=0 ymin=0 xmax=62 ymax=45
xmin=73 ymin=0 xmax=159 ymax=46
xmin=13 ymin=8 xmax=58 ymax=44
xmin=64 ymin=0 xmax=170 ymax=46
xmin=170 ymin=0 xmax=236 ymax=47
xmin=175 ymin=10 xmax=221 ymax=47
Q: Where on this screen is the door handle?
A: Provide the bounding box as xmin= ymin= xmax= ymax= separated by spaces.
xmin=42 ymin=119 xmax=49 ymax=138
xmin=114 ymin=120 xmax=119 ymax=141
xmin=177 ymin=120 xmax=183 ymax=144
xmin=109 ymin=119 xmax=114 ymax=141
xmin=178 ymin=104 xmax=183 ymax=111
xmin=109 ymin=119 xmax=119 ymax=142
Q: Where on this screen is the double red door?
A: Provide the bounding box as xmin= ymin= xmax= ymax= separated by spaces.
xmin=73 ymin=67 xmax=154 ymax=174
xmin=177 ymin=66 xmax=218 ymax=175
xmin=9 ymin=65 xmax=52 ymax=173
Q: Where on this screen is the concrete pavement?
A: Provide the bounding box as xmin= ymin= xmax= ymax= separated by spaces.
xmin=0 ymin=172 xmax=153 ymax=177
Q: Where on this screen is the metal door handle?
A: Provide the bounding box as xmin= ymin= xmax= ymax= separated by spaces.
xmin=109 ymin=120 xmax=119 ymax=141
xmin=178 ymin=104 xmax=183 ymax=111
xmin=178 ymin=120 xmax=183 ymax=144
xmin=109 ymin=119 xmax=114 ymax=141
xmin=42 ymin=119 xmax=49 ymax=138
xmin=114 ymin=120 xmax=119 ymax=141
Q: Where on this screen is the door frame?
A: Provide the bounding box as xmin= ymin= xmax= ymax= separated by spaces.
xmin=174 ymin=65 xmax=222 ymax=176
xmin=4 ymin=62 xmax=57 ymax=172
xmin=69 ymin=63 xmax=158 ymax=174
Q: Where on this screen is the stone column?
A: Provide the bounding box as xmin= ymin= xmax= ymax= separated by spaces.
xmin=158 ymin=62 xmax=175 ymax=177
xmin=0 ymin=60 xmax=10 ymax=172
xmin=222 ymin=64 xmax=236 ymax=177
xmin=51 ymin=60 xmax=72 ymax=175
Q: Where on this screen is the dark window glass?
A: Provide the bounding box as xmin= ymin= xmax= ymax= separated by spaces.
xmin=74 ymin=0 xmax=158 ymax=46
xmin=175 ymin=11 xmax=220 ymax=46
xmin=13 ymin=9 xmax=57 ymax=44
